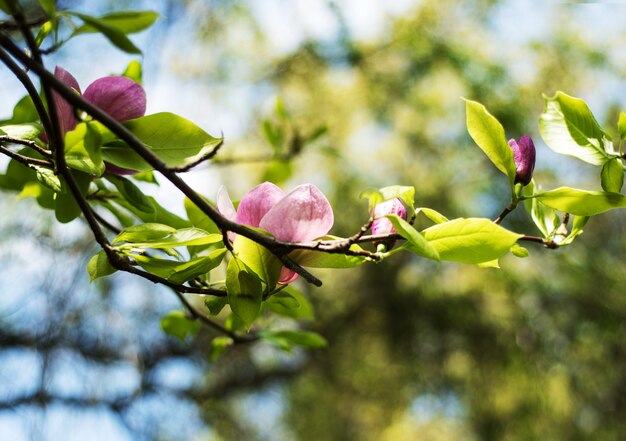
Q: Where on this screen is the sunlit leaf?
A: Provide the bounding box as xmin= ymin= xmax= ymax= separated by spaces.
xmin=422 ymin=218 xmax=522 ymax=264
xmin=539 ymin=91 xmax=611 ymax=166
xmin=534 ymin=187 xmax=626 ymax=216
xmin=464 ymin=98 xmax=516 ymax=187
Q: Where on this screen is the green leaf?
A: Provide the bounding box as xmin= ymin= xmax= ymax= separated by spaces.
xmin=122 ymin=60 xmax=143 ymax=83
xmin=464 ymin=99 xmax=516 ymax=187
xmin=132 ymin=248 xmax=226 ymax=284
xmin=73 ymin=10 xmax=159 ymax=35
xmin=539 ymin=91 xmax=611 ymax=166
xmin=35 ymin=20 xmax=54 ymax=46
xmin=379 ymin=185 xmax=415 ymax=212
xmin=68 ymin=11 xmax=142 ymax=54
xmin=105 ymin=174 xmax=154 ymax=214
xmin=422 ymin=218 xmax=523 ymax=264
xmin=415 ymin=207 xmax=449 ymax=225
xmin=34 ymin=167 xmax=61 ymax=192
xmin=209 ymin=336 xmax=233 ymax=362
xmin=260 ymin=330 xmax=327 ymax=351
xmin=87 ymin=250 xmax=117 ymax=281
xmin=226 ymin=258 xmax=263 ymax=327
xmin=54 ymin=171 xmax=91 ymax=223
xmin=64 ymin=122 xmax=105 ymax=175
xmin=534 ymin=187 xmax=626 ymax=216
xmin=0 ymin=123 xmax=42 ymax=140
xmin=160 ymin=311 xmax=200 ymax=341
xmin=184 ymin=196 xmax=219 ymax=233
xmin=360 ymin=188 xmax=384 ymax=212
xmin=205 ymin=296 xmax=228 ymax=316
xmin=510 ymin=243 xmax=529 ymax=258
xmin=101 ymin=113 xmax=222 ymax=171
xmin=618 ymin=112 xmax=626 ymax=143
xmin=386 ymin=214 xmax=440 ymax=260
xmin=601 ymin=158 xmax=624 ymax=193
xmin=266 ymin=286 xmax=314 ymax=320
xmin=233 ymin=235 xmax=282 ymax=289
xmin=523 ymin=180 xmax=559 ymax=238
xmin=114 ymin=226 xmax=222 ymax=249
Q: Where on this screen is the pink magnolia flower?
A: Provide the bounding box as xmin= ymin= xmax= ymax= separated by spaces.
xmin=371 ymin=198 xmax=407 ymax=250
xmin=51 ymin=66 xmax=147 ymax=174
xmin=217 ymin=182 xmax=334 ymax=284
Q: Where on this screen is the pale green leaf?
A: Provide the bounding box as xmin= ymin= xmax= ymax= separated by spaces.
xmin=160 ymin=311 xmax=200 ymax=341
xmin=534 ymin=187 xmax=626 ymax=216
xmin=87 ymin=250 xmax=117 ymax=281
xmin=422 ymin=218 xmax=522 ymax=264
xmin=386 ymin=214 xmax=440 ymax=260
xmin=601 ymin=157 xmax=624 ymax=193
xmin=226 ymin=258 xmax=263 ymax=327
xmin=539 ymin=91 xmax=611 ymax=166
xmin=464 ymin=99 xmax=516 ymax=186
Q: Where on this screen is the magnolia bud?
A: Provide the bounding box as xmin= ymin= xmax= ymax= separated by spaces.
xmin=508 ymin=135 xmax=536 ymax=186
xmin=372 ymin=198 xmax=407 ymax=250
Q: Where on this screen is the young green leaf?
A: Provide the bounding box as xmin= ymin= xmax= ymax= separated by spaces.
xmin=233 ymin=235 xmax=282 ymax=289
xmin=534 ymin=187 xmax=626 ymax=216
xmin=360 ymin=188 xmax=384 ymax=212
xmin=114 ymin=196 xmax=190 ymax=229
xmin=65 ymin=122 xmax=105 ymax=176
xmin=617 ymin=112 xmax=626 ymax=144
xmin=87 ymin=250 xmax=117 ymax=281
xmin=415 ymin=207 xmax=449 ymax=225
xmin=160 ymin=311 xmax=200 ymax=341
xmin=37 ymin=0 xmax=56 ymax=15
xmin=123 ymin=60 xmax=143 ymax=83
xmin=34 ymin=167 xmax=61 ymax=193
xmin=68 ymin=11 xmax=142 ymax=54
xmin=132 ymin=248 xmax=226 ymax=284
xmin=73 ymin=10 xmax=159 ymax=35
xmin=226 ymin=258 xmax=263 ymax=327
xmin=539 ymin=91 xmax=611 ymax=166
xmin=523 ymin=180 xmax=560 ymax=238
xmin=114 ymin=226 xmax=222 ymax=249
xmin=209 ymin=336 xmax=233 ymax=362
xmin=601 ymin=158 xmax=624 ymax=193
xmin=561 ymin=215 xmax=589 ymax=245
xmin=422 ymin=218 xmax=523 ymax=264
xmin=379 ymin=185 xmax=415 ymax=212
xmin=105 ymin=174 xmax=154 ymax=214
xmin=464 ymin=99 xmax=516 ymax=187
xmin=386 ymin=214 xmax=440 ymax=260
xmin=205 ymin=296 xmax=228 ymax=316
xmin=266 ymin=286 xmax=314 ymax=320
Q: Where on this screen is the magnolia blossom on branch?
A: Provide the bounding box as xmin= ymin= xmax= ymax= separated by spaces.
xmin=217 ymin=182 xmax=334 ymax=284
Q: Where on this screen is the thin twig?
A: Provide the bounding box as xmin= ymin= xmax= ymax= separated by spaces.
xmin=0 ymin=135 xmax=52 ymax=157
xmin=0 ymin=144 xmax=54 ymax=169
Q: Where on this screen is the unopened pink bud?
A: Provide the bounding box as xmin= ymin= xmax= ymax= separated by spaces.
xmin=371 ymin=198 xmax=407 ymax=250
xmin=508 ymin=135 xmax=536 ymax=186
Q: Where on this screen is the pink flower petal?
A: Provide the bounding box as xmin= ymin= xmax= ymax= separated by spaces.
xmin=371 ymin=198 xmax=407 ymax=235
xmin=216 ymin=186 xmax=237 ymax=223
xmin=259 ymin=184 xmax=334 ymax=242
xmin=236 ymin=182 xmax=284 ymax=228
xmin=53 ymin=66 xmax=81 ymax=136
xmin=278 ymin=267 xmax=299 ymax=285
xmin=83 ymin=76 xmax=146 ymax=122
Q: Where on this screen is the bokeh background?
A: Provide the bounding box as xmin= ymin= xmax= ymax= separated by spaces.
xmin=2 ymin=0 xmax=626 ymax=440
